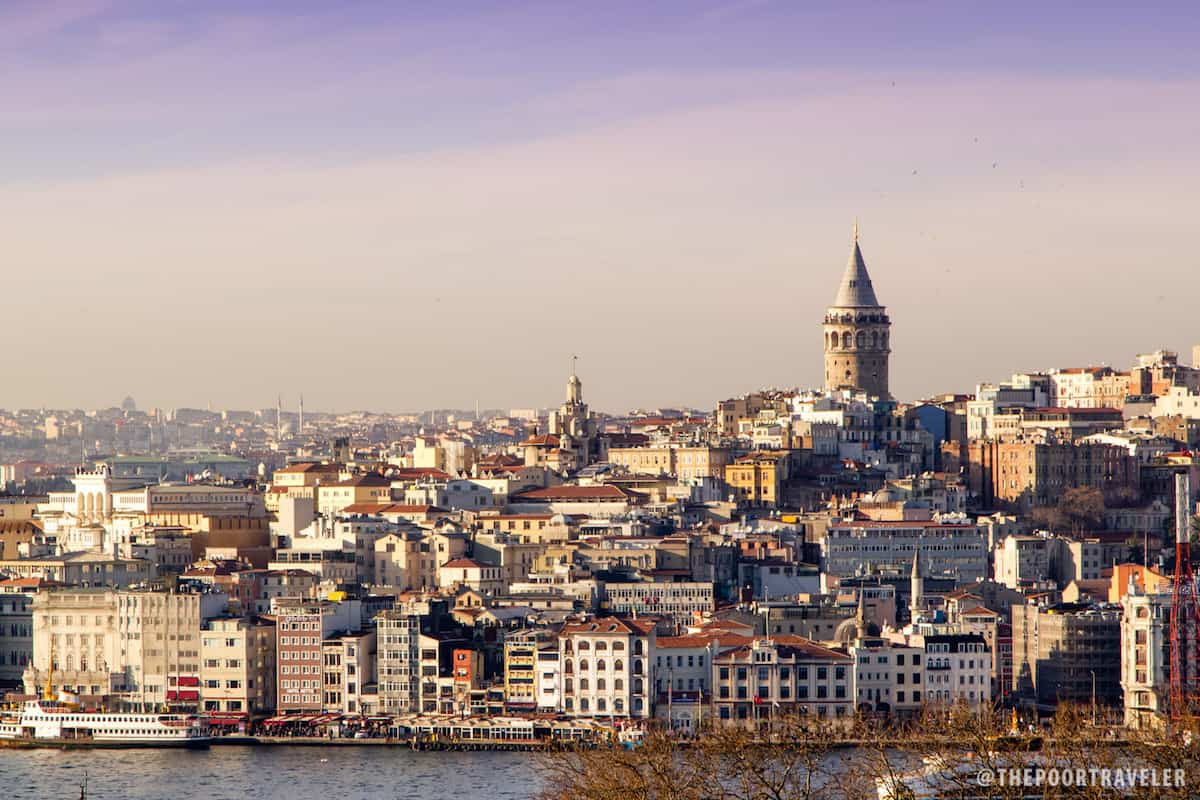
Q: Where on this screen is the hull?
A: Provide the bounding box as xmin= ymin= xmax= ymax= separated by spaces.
xmin=0 ymin=736 xmax=210 ymax=749
xmin=0 ymin=700 xmax=210 ymax=749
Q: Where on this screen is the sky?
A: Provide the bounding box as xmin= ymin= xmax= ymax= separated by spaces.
xmin=4 ymin=1 xmax=1199 ymax=414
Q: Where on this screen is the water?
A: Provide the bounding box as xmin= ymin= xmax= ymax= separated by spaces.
xmin=0 ymin=747 xmax=543 ymax=800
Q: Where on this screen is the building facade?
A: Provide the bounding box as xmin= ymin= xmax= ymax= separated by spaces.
xmin=201 ymin=616 xmax=276 ymax=718
xmin=558 ymin=617 xmax=656 ymax=719
xmin=712 ymin=637 xmax=854 ymax=725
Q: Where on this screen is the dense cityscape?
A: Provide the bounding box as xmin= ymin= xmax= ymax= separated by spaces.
xmin=6 ymin=2 xmax=1199 ymax=797
xmin=2 ymin=234 xmax=1198 ymax=756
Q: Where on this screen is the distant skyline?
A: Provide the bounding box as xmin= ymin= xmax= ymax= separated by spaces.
xmin=5 ymin=2 xmax=1199 ymax=413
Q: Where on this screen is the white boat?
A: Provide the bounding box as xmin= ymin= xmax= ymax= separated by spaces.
xmin=0 ymin=696 xmax=210 ymax=747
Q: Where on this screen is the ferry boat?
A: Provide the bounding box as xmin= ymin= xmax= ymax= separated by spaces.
xmin=0 ymin=693 xmax=210 ymax=748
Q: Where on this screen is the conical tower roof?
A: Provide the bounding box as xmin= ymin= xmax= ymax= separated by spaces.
xmin=832 ymin=229 xmax=880 ymax=308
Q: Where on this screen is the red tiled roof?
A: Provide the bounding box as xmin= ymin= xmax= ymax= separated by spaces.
xmin=328 ymin=473 xmax=391 ymax=487
xmin=441 ymin=558 xmax=492 ymax=570
xmin=275 ymin=462 xmax=338 ymax=474
xmin=961 ymin=607 xmax=1001 ymax=617
xmin=0 ymin=577 xmax=58 ymax=589
xmin=390 ymin=467 xmax=452 ymax=481
xmin=694 ymin=620 xmax=755 ymax=632
xmin=560 ymin=616 xmax=656 ymax=636
xmin=340 ymin=503 xmax=394 ymax=515
xmin=718 ymin=636 xmax=852 ymax=662
xmin=520 ymin=434 xmax=561 ymax=447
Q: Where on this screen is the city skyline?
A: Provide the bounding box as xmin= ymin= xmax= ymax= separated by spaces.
xmin=6 ymin=1 xmax=1199 ymax=412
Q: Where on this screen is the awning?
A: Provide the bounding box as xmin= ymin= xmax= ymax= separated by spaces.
xmin=206 ymin=717 xmax=244 ymax=726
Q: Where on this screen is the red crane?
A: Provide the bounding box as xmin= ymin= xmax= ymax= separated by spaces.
xmin=1169 ymin=471 xmax=1200 ymax=719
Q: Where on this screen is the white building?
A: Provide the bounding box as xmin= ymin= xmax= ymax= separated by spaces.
xmin=822 ymin=520 xmax=988 ymax=582
xmin=1121 ymin=587 xmax=1171 ymax=730
xmin=24 ymin=587 xmax=227 ymax=711
xmin=603 ymin=581 xmax=715 ymax=623
xmin=536 ymin=647 xmax=562 ymax=712
xmin=894 ymin=630 xmax=992 ymax=708
xmin=322 ymin=629 xmax=375 ymax=714
xmin=558 ymin=617 xmax=656 ymax=719
xmin=851 ymin=636 xmax=924 ymax=715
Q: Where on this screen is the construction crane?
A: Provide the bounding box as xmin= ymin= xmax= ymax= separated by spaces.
xmin=1169 ymin=471 xmax=1200 ymax=719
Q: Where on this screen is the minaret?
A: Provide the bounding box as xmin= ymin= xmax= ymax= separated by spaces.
xmin=855 ymin=589 xmax=869 ymax=642
xmin=909 ymin=550 xmax=923 ymax=622
xmin=298 ymin=394 xmax=304 ymax=436
xmin=823 ymin=223 xmax=891 ymax=398
xmin=276 ymin=394 xmax=282 ymax=439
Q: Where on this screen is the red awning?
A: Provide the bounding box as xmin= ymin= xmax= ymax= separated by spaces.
xmin=206 ymin=717 xmax=243 ymax=726
xmin=177 ymin=676 xmax=200 ymax=687
xmin=177 ymin=690 xmax=200 ymax=701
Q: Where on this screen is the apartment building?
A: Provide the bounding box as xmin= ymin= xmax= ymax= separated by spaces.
xmin=559 ymin=617 xmax=656 ymax=719
xmin=200 ymin=616 xmax=276 ymax=718
xmin=23 ymin=587 xmax=225 ymax=711
xmin=822 ymin=520 xmax=988 ymax=583
xmin=1121 ymin=588 xmax=1172 ymax=730
xmin=322 ymin=629 xmax=375 ymax=714
xmin=274 ymin=597 xmax=361 ymax=713
xmin=712 ymin=637 xmax=854 ymax=724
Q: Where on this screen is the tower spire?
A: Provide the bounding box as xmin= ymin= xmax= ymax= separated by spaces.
xmin=909 ymin=550 xmax=923 ymax=623
xmin=855 ymin=589 xmax=868 ymax=641
xmin=833 ymin=235 xmax=879 ymax=308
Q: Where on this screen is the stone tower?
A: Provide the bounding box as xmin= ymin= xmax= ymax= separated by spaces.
xmin=823 ymin=226 xmax=891 ymax=398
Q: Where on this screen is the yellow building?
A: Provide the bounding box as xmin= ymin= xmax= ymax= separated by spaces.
xmin=316 ymin=474 xmax=392 ymax=518
xmin=724 ymin=452 xmax=790 ymax=508
xmin=608 ymin=445 xmax=731 ymax=481
xmin=503 ymin=630 xmax=554 ymax=711
xmin=265 ymin=462 xmax=340 ymax=513
xmin=608 ymin=446 xmax=676 ymax=476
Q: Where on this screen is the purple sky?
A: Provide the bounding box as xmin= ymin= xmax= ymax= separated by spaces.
xmin=4 ymin=1 xmax=1199 ymax=413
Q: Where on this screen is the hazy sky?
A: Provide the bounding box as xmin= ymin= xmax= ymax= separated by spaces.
xmin=5 ymin=2 xmax=1199 ymax=414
